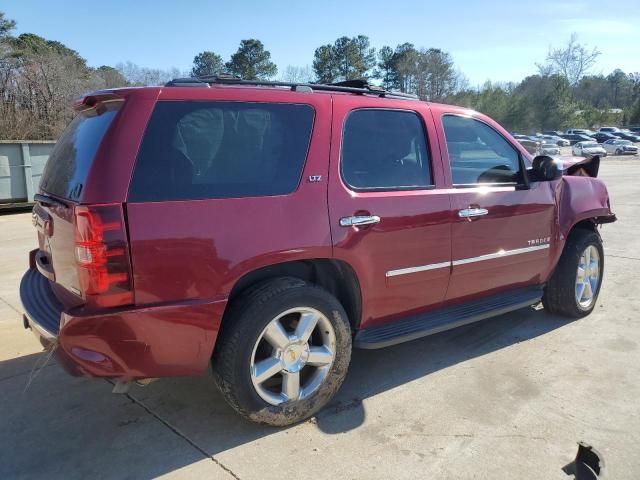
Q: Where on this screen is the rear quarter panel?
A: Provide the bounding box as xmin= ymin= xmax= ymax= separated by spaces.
xmin=125 ymin=88 xmax=334 ymax=305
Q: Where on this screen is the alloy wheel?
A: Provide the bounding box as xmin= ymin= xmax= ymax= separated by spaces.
xmin=250 ymin=307 xmax=336 ymax=405
xmin=575 ymin=245 xmax=600 ymax=309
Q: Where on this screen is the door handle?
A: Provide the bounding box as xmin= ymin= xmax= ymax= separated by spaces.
xmin=458 ymin=208 xmax=488 ymax=218
xmin=339 ymin=215 xmax=381 ymax=227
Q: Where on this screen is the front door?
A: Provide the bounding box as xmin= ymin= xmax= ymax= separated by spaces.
xmin=436 ymin=113 xmax=557 ymax=302
xmin=328 ymin=97 xmax=452 ymax=329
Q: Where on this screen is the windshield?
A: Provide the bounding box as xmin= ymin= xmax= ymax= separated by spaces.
xmin=582 ymin=142 xmax=598 ymax=148
xmin=619 ymin=140 xmax=632 ymax=145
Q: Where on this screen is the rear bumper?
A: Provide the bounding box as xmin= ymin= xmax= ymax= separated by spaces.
xmin=20 ymin=267 xmax=227 ymax=380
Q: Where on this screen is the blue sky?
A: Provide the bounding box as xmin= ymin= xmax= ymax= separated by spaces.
xmin=4 ymin=0 xmax=639 ymax=86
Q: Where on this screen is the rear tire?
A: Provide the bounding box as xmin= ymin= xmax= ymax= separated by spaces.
xmin=212 ymin=277 xmax=352 ymax=426
xmin=543 ymin=229 xmax=604 ymax=318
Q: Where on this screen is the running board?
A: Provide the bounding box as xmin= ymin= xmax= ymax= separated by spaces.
xmin=354 ymin=286 xmax=543 ymax=349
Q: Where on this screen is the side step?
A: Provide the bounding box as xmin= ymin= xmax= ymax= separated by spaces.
xmin=354 ymin=286 xmax=543 ymax=349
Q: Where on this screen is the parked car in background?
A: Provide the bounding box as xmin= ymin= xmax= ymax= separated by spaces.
xmin=561 ymin=133 xmax=593 ymax=145
xmin=591 ymin=132 xmax=619 ymax=143
xmin=602 ymin=139 xmax=639 ymax=155
xmin=598 ymin=127 xmax=620 ymax=133
xmin=542 ymin=130 xmax=564 ymax=137
xmin=19 ymin=77 xmax=616 ymax=426
xmin=566 ymin=128 xmax=595 ymax=136
xmin=611 ymin=131 xmax=640 ymax=142
xmin=627 ymin=127 xmax=640 ymax=134
xmin=541 ymin=142 xmax=561 ymax=156
xmin=515 ymin=138 xmax=540 ymax=155
xmin=531 ymin=134 xmax=570 ymax=147
xmin=572 ymin=141 xmax=606 ymax=157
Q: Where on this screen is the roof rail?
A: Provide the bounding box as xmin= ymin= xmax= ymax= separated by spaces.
xmin=164 ymin=75 xmax=418 ymax=100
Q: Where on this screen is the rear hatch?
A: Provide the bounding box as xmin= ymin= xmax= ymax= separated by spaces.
xmin=33 ymin=98 xmax=134 ymax=308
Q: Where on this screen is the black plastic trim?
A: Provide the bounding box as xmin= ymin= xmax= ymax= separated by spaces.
xmin=354 ymin=285 xmax=543 ymax=349
xmin=20 ymin=268 xmax=63 ymax=336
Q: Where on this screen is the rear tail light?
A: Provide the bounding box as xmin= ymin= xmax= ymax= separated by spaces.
xmin=74 ymin=204 xmax=133 ymax=307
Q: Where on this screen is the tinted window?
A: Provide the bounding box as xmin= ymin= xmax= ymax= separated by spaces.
xmin=442 ymin=115 xmax=521 ymax=185
xmin=129 ymin=102 xmax=314 ymax=201
xmin=40 ymin=103 xmax=120 ymax=200
xmin=341 ymin=109 xmax=431 ymax=190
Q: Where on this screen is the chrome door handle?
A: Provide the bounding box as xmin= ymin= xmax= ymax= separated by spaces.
xmin=458 ymin=208 xmax=488 ymax=218
xmin=339 ymin=215 xmax=381 ymax=227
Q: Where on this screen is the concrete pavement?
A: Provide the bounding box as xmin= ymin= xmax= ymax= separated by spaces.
xmin=1 ymin=157 xmax=639 ymax=479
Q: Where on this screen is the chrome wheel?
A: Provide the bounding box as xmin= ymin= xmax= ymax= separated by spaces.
xmin=250 ymin=307 xmax=336 ymax=406
xmin=575 ymin=245 xmax=600 ymax=309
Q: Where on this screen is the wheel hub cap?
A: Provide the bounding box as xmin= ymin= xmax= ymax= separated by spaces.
xmin=281 ymin=342 xmax=310 ymax=373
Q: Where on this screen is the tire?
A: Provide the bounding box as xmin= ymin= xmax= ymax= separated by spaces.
xmin=543 ymin=229 xmax=604 ymax=318
xmin=212 ymin=277 xmax=352 ymax=426
xmin=615 ymin=149 xmax=622 ymax=155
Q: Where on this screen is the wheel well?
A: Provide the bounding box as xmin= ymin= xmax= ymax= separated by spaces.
xmin=227 ymin=259 xmax=362 ymax=330
xmin=569 ymin=219 xmax=598 ymax=236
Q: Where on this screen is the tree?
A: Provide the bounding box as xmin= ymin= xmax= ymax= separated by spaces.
xmin=191 ymin=51 xmax=224 ymax=77
xmin=116 ymin=61 xmax=184 ymax=85
xmin=312 ymin=44 xmax=337 ymax=83
xmin=312 ymin=36 xmax=375 ymax=83
xmin=279 ymin=65 xmax=313 ymax=83
xmin=374 ymin=46 xmax=396 ymax=90
xmin=225 ymin=39 xmax=277 ymax=80
xmin=95 ymin=65 xmax=128 ymax=88
xmin=537 ymin=33 xmax=601 ymax=87
xmin=0 ymin=11 xmax=16 ymax=38
xmin=414 ymin=48 xmax=459 ymax=101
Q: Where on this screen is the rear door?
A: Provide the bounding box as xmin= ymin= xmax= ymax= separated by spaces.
xmin=328 ymin=97 xmax=452 ymax=329
xmin=434 ymin=111 xmax=557 ymax=302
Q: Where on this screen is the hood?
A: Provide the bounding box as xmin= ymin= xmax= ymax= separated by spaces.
xmin=560 ymin=155 xmax=600 ymax=178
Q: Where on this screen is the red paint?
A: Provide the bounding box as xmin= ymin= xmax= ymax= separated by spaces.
xmin=22 ymin=86 xmax=615 ymax=380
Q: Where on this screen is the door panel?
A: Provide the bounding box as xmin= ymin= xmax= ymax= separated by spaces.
xmin=434 ymin=111 xmax=557 ymax=303
xmin=328 ymin=97 xmax=452 ymax=329
xmin=446 ymin=184 xmax=556 ymax=301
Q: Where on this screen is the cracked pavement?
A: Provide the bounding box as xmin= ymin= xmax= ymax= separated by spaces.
xmin=1 ymin=157 xmax=639 ymax=479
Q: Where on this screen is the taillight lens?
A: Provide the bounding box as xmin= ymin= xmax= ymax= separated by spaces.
xmin=74 ymin=204 xmax=133 ymax=307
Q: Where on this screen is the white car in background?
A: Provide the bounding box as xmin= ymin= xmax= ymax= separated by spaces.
xmin=572 ymin=141 xmax=607 ymax=157
xmin=531 ymin=134 xmax=570 ymax=147
xmin=541 ymin=143 xmax=561 ymax=155
xmin=602 ymin=139 xmax=639 ymax=156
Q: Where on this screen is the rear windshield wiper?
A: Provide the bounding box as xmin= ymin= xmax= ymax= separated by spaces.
xmin=34 ymin=193 xmax=68 ymax=209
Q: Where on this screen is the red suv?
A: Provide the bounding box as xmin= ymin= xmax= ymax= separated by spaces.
xmin=21 ymin=78 xmax=616 ymax=426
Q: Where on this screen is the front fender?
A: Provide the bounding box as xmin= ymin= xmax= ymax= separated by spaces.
xmin=556 ymin=176 xmax=615 ymax=242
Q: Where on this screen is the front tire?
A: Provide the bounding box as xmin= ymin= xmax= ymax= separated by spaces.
xmin=212 ymin=277 xmax=352 ymax=426
xmin=543 ymin=229 xmax=604 ymax=318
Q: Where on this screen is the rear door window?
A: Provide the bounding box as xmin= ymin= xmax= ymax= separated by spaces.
xmin=40 ymin=103 xmax=120 ymax=200
xmin=341 ymin=109 xmax=432 ymax=191
xmin=128 ymin=101 xmax=314 ymax=201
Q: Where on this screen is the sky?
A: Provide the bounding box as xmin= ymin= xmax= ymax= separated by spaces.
xmin=4 ymin=0 xmax=639 ymax=86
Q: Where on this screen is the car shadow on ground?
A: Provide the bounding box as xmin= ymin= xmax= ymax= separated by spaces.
xmin=1 ymin=305 xmax=572 ymax=478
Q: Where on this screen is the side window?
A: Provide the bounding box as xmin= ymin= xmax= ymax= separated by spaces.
xmin=129 ymin=101 xmax=314 ymax=201
xmin=341 ymin=109 xmax=432 ymax=190
xmin=442 ymin=115 xmax=522 ymax=186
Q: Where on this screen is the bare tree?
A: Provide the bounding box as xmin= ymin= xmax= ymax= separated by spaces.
xmin=537 ymin=33 xmax=601 ymax=87
xmin=279 ymin=65 xmax=314 ymax=83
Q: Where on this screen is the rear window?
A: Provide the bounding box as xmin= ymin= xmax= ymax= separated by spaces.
xmin=128 ymin=101 xmax=314 ymax=202
xmin=40 ymin=103 xmax=120 ymax=200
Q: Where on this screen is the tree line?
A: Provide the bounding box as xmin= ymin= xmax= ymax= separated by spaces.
xmin=0 ymin=10 xmax=638 ymax=140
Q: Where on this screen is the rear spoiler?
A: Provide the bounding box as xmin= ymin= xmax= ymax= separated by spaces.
xmin=73 ymin=92 xmax=124 ymax=113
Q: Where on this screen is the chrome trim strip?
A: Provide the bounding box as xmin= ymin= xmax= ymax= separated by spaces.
xmin=386 ymin=261 xmax=451 ymax=278
xmin=386 ymin=244 xmax=550 ymax=277
xmin=452 ymin=244 xmax=550 ymax=266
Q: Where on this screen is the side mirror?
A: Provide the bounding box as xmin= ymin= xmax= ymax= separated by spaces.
xmin=529 ymin=155 xmax=562 ymax=182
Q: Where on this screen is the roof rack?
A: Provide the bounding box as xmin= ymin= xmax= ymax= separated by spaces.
xmin=164 ymin=75 xmax=418 ymax=100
